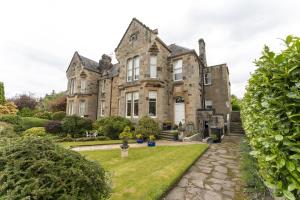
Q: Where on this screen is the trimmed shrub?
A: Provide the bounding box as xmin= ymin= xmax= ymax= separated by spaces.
xmin=0 ymin=122 xmax=18 ymax=139
xmin=0 ymin=82 xmax=4 ymax=105
xmin=34 ymin=111 xmax=52 ymax=120
xmin=0 ymin=137 xmax=111 ymax=199
xmin=20 ymin=117 xmax=50 ymax=130
xmin=23 ymin=127 xmax=46 ymax=137
xmin=93 ymin=116 xmax=132 ymax=139
xmin=17 ymin=107 xmax=34 ymax=117
xmin=62 ymin=115 xmax=92 ymax=137
xmin=135 ymin=116 xmax=161 ymax=138
xmin=52 ymin=111 xmax=66 ymax=120
xmin=0 ymin=114 xmax=21 ymax=125
xmin=45 ymin=120 xmax=63 ymax=134
xmin=241 ymin=36 xmax=300 ymax=199
xmin=0 ymin=102 xmax=18 ymax=115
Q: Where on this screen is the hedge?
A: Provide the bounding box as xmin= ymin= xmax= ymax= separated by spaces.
xmin=241 ymin=36 xmax=300 ymax=199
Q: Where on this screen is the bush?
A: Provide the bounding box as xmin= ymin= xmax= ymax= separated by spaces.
xmin=0 ymin=137 xmax=111 ymax=199
xmin=34 ymin=111 xmax=52 ymax=119
xmin=17 ymin=107 xmax=34 ymax=117
xmin=135 ymin=116 xmax=161 ymax=138
xmin=11 ymin=93 xmax=37 ymax=110
xmin=0 ymin=114 xmax=21 ymax=125
xmin=0 ymin=122 xmax=18 ymax=140
xmin=22 ymin=127 xmax=46 ymax=137
xmin=62 ymin=115 xmax=93 ymax=138
xmin=20 ymin=117 xmax=50 ymax=131
xmin=0 ymin=102 xmax=18 ymax=115
xmin=93 ymin=116 xmax=132 ymax=139
xmin=241 ymin=36 xmax=300 ymax=199
xmin=52 ymin=111 xmax=66 ymax=120
xmin=45 ymin=120 xmax=63 ymax=134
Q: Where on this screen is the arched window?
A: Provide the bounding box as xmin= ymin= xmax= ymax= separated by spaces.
xmin=175 ymin=96 xmax=184 ymax=103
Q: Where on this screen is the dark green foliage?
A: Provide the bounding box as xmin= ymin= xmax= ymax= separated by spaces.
xmin=52 ymin=111 xmax=66 ymax=120
xmin=45 ymin=120 xmax=63 ymax=134
xmin=240 ymin=139 xmax=270 ymax=199
xmin=0 ymin=114 xmax=21 ymax=125
xmin=34 ymin=111 xmax=52 ymax=119
xmin=0 ymin=82 xmax=4 ymax=105
xmin=241 ymin=36 xmax=300 ymax=199
xmin=62 ymin=115 xmax=93 ymax=137
xmin=20 ymin=117 xmax=50 ymax=131
xmin=231 ymin=95 xmax=241 ymax=111
xmin=0 ymin=137 xmax=111 ymax=200
xmin=135 ymin=116 xmax=161 ymax=138
xmin=93 ymin=116 xmax=132 ymax=139
xmin=17 ymin=107 xmax=35 ymax=117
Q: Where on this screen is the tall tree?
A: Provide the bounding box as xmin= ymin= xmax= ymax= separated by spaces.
xmin=0 ymin=82 xmax=5 ymax=105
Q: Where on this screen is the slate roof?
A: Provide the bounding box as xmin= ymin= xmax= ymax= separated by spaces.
xmin=77 ymin=53 xmax=100 ymax=73
xmin=168 ymin=44 xmax=193 ymax=57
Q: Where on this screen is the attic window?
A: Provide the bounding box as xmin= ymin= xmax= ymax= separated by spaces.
xmin=130 ymin=33 xmax=137 ymax=41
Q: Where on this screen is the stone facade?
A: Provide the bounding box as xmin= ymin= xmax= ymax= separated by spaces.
xmin=66 ymin=18 xmax=231 ymax=132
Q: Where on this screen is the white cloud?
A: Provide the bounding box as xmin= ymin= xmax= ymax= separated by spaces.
xmin=0 ymin=0 xmax=299 ymax=98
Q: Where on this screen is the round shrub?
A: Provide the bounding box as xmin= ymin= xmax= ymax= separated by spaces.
xmin=52 ymin=111 xmax=66 ymax=121
xmin=23 ymin=127 xmax=46 ymax=137
xmin=34 ymin=111 xmax=52 ymax=120
xmin=93 ymin=116 xmax=132 ymax=139
xmin=17 ymin=107 xmax=34 ymax=117
xmin=62 ymin=115 xmax=92 ymax=138
xmin=45 ymin=120 xmax=63 ymax=134
xmin=0 ymin=137 xmax=111 ymax=200
xmin=135 ymin=116 xmax=161 ymax=138
xmin=241 ymin=36 xmax=300 ymax=199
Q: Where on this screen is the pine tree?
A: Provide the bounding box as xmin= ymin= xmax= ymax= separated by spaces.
xmin=0 ymin=82 xmax=5 ymax=105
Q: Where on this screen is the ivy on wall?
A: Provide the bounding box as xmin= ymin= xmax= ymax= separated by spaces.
xmin=241 ymin=36 xmax=300 ymax=200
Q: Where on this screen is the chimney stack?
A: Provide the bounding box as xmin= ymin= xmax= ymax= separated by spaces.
xmin=198 ymin=38 xmax=207 ymax=67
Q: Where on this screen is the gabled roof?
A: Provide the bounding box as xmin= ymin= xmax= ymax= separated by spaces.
xmin=66 ymin=52 xmax=100 ymax=73
xmin=115 ymin=18 xmax=156 ymax=52
xmin=168 ymin=44 xmax=194 ymax=57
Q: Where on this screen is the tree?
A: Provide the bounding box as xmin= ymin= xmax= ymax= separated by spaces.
xmin=11 ymin=93 xmax=37 ymax=110
xmin=0 ymin=82 xmax=4 ymax=105
xmin=39 ymin=91 xmax=67 ymax=112
xmin=231 ymin=94 xmax=241 ymax=111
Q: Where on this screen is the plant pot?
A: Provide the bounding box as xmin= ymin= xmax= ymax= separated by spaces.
xmin=147 ymin=141 xmax=156 ymax=147
xmin=136 ymin=138 xmax=144 ymax=143
xmin=121 ymin=148 xmax=128 ymax=157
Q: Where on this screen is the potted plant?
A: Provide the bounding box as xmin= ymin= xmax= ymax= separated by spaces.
xmin=147 ymin=135 xmax=156 ymax=147
xmin=119 ymin=126 xmax=133 ymax=157
xmin=136 ymin=133 xmax=144 ymax=143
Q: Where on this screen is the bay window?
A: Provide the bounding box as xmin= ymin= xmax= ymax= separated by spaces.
xmin=133 ymin=92 xmax=139 ymax=117
xmin=149 ymin=91 xmax=157 ymax=117
xmin=79 ymin=100 xmax=86 ymax=116
xmin=125 ymin=92 xmax=139 ymax=118
xmin=173 ymin=59 xmax=183 ymax=81
xmin=80 ymin=80 xmax=86 ymax=93
xmin=126 ymin=93 xmax=132 ymax=117
xmin=70 ymin=78 xmax=76 ymax=95
xmin=150 ymin=55 xmax=157 ymax=78
xmin=133 ymin=56 xmax=140 ymax=80
xmin=127 ymin=59 xmax=133 ymax=82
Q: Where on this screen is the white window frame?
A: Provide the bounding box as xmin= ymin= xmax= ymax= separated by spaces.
xmin=205 ymin=100 xmax=213 ymax=109
xmin=173 ymin=59 xmax=183 ymax=81
xmin=68 ymin=101 xmax=75 ymax=115
xmin=133 ymin=92 xmax=139 ymax=118
xmin=148 ymin=91 xmax=157 ymax=118
xmin=133 ymin=56 xmax=140 ymax=81
xmin=79 ymin=100 xmax=86 ymax=117
xmin=80 ymin=80 xmax=86 ymax=93
xmin=125 ymin=93 xmax=132 ymax=118
xmin=204 ymin=73 xmax=212 ymax=85
xmin=100 ymin=101 xmax=105 ymax=117
xmin=150 ymin=55 xmax=157 ymax=78
xmin=127 ymin=59 xmax=133 ymax=82
xmin=70 ymin=78 xmax=76 ymax=95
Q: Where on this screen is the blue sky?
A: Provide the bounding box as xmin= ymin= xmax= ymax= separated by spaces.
xmin=0 ymin=0 xmax=299 ymax=98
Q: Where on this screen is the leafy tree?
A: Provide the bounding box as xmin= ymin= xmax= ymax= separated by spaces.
xmin=0 ymin=82 xmax=5 ymax=105
xmin=241 ymin=35 xmax=300 ymax=199
xmin=231 ymin=94 xmax=241 ymax=111
xmin=0 ymin=136 xmax=111 ymax=199
xmin=62 ymin=115 xmax=92 ymax=137
xmin=39 ymin=91 xmax=66 ymax=112
xmin=11 ymin=93 xmax=37 ymax=110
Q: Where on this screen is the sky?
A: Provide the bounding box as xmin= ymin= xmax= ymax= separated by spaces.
xmin=0 ymin=0 xmax=299 ymax=98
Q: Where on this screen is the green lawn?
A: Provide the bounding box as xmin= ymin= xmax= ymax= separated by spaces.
xmin=81 ymin=144 xmax=208 ymax=200
xmin=60 ymin=139 xmax=136 ymax=148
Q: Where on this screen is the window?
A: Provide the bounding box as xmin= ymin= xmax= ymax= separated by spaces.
xmin=79 ymin=101 xmax=86 ymax=117
xmin=205 ymin=100 xmax=213 ymax=109
xmin=149 ymin=91 xmax=157 ymax=117
xmin=126 ymin=93 xmax=132 ymax=117
xmin=204 ymin=73 xmax=212 ymax=85
xmin=100 ymin=101 xmax=105 ymax=116
xmin=173 ymin=59 xmax=183 ymax=81
xmin=133 ymin=92 xmax=139 ymax=117
xmin=127 ymin=59 xmax=133 ymax=82
xmin=101 ymin=80 xmax=106 ymax=94
xmin=127 ymin=56 xmax=140 ymax=82
xmin=150 ymin=55 xmax=157 ymax=78
xmin=68 ymin=101 xmax=75 ymax=115
xmin=133 ymin=56 xmax=140 ymax=80
xmin=70 ymin=78 xmax=76 ymax=95
xmin=80 ymin=80 xmax=86 ymax=93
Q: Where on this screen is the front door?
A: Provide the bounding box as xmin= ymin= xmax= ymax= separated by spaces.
xmin=174 ymin=97 xmax=185 ymax=125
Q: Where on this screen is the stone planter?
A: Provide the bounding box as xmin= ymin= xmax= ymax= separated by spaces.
xmin=121 ymin=148 xmax=128 ymax=157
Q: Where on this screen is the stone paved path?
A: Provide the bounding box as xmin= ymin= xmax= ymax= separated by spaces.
xmin=164 ymin=135 xmax=244 ymax=200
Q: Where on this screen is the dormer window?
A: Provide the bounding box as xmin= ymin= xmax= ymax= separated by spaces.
xmin=129 ymin=33 xmax=137 ymax=41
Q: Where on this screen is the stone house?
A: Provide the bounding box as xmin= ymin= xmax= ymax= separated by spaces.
xmin=66 ymin=18 xmax=231 ymax=132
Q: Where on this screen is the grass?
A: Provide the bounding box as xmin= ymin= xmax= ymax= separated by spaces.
xmin=60 ymin=139 xmax=136 ymax=148
xmin=81 ymin=144 xmax=208 ymax=200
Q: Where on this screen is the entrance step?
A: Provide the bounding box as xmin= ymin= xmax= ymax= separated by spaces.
xmin=230 ymin=122 xmax=245 ymax=135
xmin=159 ymin=131 xmax=176 ymax=141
